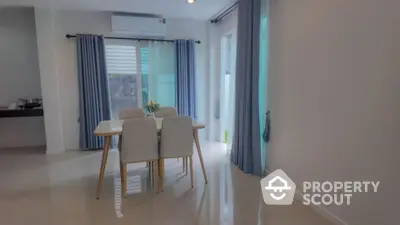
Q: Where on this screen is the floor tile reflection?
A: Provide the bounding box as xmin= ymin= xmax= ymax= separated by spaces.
xmin=0 ymin=142 xmax=332 ymax=225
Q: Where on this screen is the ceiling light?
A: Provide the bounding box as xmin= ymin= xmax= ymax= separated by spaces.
xmin=186 ymin=0 xmax=196 ymax=4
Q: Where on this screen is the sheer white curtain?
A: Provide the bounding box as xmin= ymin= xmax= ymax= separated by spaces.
xmin=146 ymin=41 xmax=176 ymax=107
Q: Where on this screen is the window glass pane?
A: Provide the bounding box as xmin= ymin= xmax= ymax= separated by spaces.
xmin=141 ymin=74 xmax=149 ymax=107
xmin=147 ymin=42 xmax=176 ymax=107
xmin=105 ymin=44 xmax=139 ymax=119
xmin=108 ymin=74 xmax=138 ymax=119
xmin=105 ymin=45 xmax=137 ymax=74
xmin=155 ymin=74 xmax=175 ymax=107
xmin=105 ymin=41 xmax=176 ymax=118
xmin=141 ymin=47 xmax=149 ymax=106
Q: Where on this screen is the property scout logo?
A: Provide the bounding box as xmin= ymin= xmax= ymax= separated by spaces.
xmin=260 ymin=169 xmax=380 ymax=206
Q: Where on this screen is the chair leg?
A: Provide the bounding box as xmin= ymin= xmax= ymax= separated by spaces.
xmin=160 ymin=158 xmax=165 ymax=192
xmin=190 ymin=156 xmax=194 ymax=188
xmin=154 ymin=160 xmax=159 ymax=193
xmin=122 ymin=164 xmax=127 ymax=198
xmin=182 ymin=157 xmax=185 ymax=173
xmin=185 ymin=157 xmax=188 ymax=176
xmin=148 ymin=161 xmax=152 ymax=181
xmin=151 ymin=161 xmax=155 ymax=191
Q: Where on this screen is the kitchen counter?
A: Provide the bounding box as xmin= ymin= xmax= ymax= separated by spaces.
xmin=0 ymin=108 xmax=44 ymax=118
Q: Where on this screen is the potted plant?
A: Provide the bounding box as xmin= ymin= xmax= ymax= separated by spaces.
xmin=145 ymin=100 xmax=160 ymax=118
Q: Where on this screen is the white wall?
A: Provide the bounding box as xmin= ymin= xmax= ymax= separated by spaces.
xmin=35 ymin=8 xmax=65 ymax=154
xmin=165 ymin=18 xmax=209 ymax=140
xmin=37 ymin=10 xmax=209 ymax=150
xmin=0 ymin=7 xmax=45 ymax=148
xmin=268 ymin=0 xmax=399 ymax=224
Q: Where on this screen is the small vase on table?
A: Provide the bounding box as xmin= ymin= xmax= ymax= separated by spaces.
xmin=145 ymin=100 xmax=159 ymax=119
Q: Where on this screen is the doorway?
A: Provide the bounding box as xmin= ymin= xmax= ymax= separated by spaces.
xmin=219 ymin=33 xmax=236 ymax=150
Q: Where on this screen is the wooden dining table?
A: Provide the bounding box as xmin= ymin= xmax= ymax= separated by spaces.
xmin=93 ymin=119 xmax=208 ymax=199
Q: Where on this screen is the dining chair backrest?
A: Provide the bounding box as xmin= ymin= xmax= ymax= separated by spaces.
xmin=160 ymin=116 xmax=193 ymax=158
xmin=154 ymin=107 xmax=177 ymax=118
xmin=120 ymin=118 xmax=158 ymax=163
xmin=119 ymin=108 xmax=145 ymax=120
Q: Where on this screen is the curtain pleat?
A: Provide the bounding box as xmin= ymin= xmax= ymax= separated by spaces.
xmin=175 ymin=40 xmax=196 ymax=119
xmin=77 ymin=34 xmax=111 ymax=149
xmin=230 ymin=0 xmax=263 ymax=176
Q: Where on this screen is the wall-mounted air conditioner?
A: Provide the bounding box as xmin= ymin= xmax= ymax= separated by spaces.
xmin=111 ymin=14 xmax=166 ymax=38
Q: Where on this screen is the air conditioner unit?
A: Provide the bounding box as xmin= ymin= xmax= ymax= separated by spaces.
xmin=111 ymin=14 xmax=166 ymax=38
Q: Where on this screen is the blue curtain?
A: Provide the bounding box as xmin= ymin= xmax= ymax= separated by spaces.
xmin=175 ymin=40 xmax=196 ymax=119
xmin=231 ymin=0 xmax=263 ymax=176
xmin=76 ymin=34 xmax=111 ymax=149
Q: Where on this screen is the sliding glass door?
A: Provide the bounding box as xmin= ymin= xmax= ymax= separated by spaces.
xmin=105 ymin=40 xmax=175 ymax=119
xmin=105 ymin=43 xmax=141 ymax=119
xmin=146 ymin=42 xmax=176 ymax=107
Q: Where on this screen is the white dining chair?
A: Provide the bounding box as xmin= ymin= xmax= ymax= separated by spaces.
xmin=154 ymin=107 xmax=181 ymax=165
xmin=119 ymin=118 xmax=159 ymax=198
xmin=159 ymin=116 xmax=194 ymax=191
xmin=154 ymin=107 xmax=177 ymax=118
xmin=118 ymin=108 xmax=145 ymax=163
xmin=119 ymin=108 xmax=145 ymax=120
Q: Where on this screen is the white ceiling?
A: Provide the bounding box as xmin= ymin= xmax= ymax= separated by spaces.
xmin=0 ymin=0 xmax=233 ymax=20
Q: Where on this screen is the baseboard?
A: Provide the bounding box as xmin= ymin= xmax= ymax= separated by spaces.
xmin=46 ymin=148 xmax=66 ymax=154
xmin=294 ymin=189 xmax=349 ymax=225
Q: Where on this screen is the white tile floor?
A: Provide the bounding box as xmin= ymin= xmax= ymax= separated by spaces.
xmin=0 ymin=142 xmax=332 ymax=225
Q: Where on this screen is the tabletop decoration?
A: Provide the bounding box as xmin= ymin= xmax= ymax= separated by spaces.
xmin=145 ymin=100 xmax=160 ymax=118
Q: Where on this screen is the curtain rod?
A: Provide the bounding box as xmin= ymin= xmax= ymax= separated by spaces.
xmin=210 ymin=1 xmax=238 ymax=23
xmin=65 ymin=34 xmax=201 ymax=44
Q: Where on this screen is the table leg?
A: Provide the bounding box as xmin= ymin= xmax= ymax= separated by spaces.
xmin=190 ymin=156 xmax=194 ymax=188
xmin=193 ymin=129 xmax=208 ymax=184
xmin=122 ymin=163 xmax=127 ymax=199
xmin=96 ymin=136 xmax=111 ymax=199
